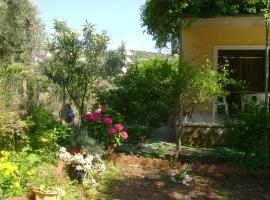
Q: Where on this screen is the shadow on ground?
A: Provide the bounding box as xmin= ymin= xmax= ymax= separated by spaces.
xmin=100 ymin=163 xmax=270 ymax=200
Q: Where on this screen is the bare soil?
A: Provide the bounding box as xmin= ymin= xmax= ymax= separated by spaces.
xmin=100 ymin=155 xmax=270 ymax=200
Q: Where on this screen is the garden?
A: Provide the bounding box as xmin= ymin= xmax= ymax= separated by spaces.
xmin=1 ymin=0 xmax=270 ymax=200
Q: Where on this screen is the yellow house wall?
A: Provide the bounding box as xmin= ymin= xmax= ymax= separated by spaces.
xmin=182 ymin=27 xmax=265 ymax=113
xmin=183 ymin=28 xmax=265 ymax=68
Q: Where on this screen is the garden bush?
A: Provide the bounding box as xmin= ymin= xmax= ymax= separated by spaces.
xmin=224 ymin=101 xmax=270 ymax=169
xmin=25 ymin=104 xmax=72 ymax=152
xmin=67 ymin=128 xmax=105 ymax=155
xmin=98 ymin=59 xmax=175 ymax=127
xmin=0 ymin=149 xmax=41 ymax=199
xmin=0 ymin=118 xmax=29 ymax=151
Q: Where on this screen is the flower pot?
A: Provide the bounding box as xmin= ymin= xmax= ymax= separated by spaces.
xmin=69 ymin=146 xmax=82 ymax=155
xmin=35 ymin=191 xmax=59 ymax=200
xmin=34 ymin=189 xmax=65 ymax=200
xmin=9 ymin=197 xmax=26 ymax=200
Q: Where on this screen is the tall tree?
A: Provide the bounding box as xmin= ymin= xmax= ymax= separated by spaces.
xmin=43 ymin=20 xmax=109 ymax=121
xmin=0 ymin=0 xmax=44 ymax=64
xmin=104 ymin=42 xmax=127 ymax=77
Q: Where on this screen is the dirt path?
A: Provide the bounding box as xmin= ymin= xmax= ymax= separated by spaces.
xmin=100 ymin=160 xmax=270 ymax=200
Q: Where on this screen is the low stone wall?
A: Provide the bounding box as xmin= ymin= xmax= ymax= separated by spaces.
xmin=179 ymin=124 xmax=228 ymax=147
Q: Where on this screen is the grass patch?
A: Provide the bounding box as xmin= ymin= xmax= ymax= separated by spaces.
xmin=97 ymin=161 xmax=126 ymax=199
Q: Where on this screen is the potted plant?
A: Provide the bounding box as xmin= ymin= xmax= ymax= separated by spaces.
xmin=28 ymin=164 xmax=65 ymax=200
xmin=59 ymin=147 xmax=106 ymax=185
xmin=68 ymin=129 xmax=105 ymax=156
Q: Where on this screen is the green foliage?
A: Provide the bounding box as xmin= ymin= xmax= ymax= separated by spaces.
xmin=100 ymin=58 xmax=233 ymax=127
xmin=0 ymin=0 xmax=44 ymax=64
xmin=104 ymin=42 xmax=127 ymax=77
xmin=0 ymin=151 xmax=24 ymax=199
xmin=224 ymin=101 xmax=270 ymax=168
xmin=43 ymin=20 xmax=109 ymax=119
xmin=125 ymin=124 xmax=152 ymax=143
xmin=141 ymin=0 xmax=267 ymax=49
xmin=84 ymin=106 xmax=127 ymax=147
xmin=0 ymin=119 xmax=29 ymax=151
xmin=28 ymin=164 xmax=66 ymax=193
xmin=26 ymin=104 xmax=72 ymax=152
xmin=62 ymin=182 xmax=87 ymax=200
xmin=99 ymin=59 xmax=174 ymax=126
xmin=0 ymin=63 xmax=35 ymax=110
xmin=178 ymin=60 xmax=236 ymax=108
xmin=0 ymin=149 xmax=41 ymax=199
xmin=68 ymin=129 xmax=105 ymax=155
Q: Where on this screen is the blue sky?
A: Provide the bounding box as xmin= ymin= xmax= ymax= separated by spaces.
xmin=34 ymin=0 xmax=157 ymax=52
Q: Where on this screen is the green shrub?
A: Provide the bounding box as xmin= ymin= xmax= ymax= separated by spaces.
xmin=125 ymin=124 xmax=153 ymax=143
xmin=67 ymin=128 xmax=105 ymax=155
xmin=98 ymin=59 xmax=174 ymax=126
xmin=0 ymin=118 xmax=29 ymax=151
xmin=28 ymin=164 xmax=66 ymax=193
xmin=0 ymin=149 xmax=41 ymax=199
xmin=224 ymin=101 xmax=270 ymax=168
xmin=25 ymin=104 xmax=72 ymax=152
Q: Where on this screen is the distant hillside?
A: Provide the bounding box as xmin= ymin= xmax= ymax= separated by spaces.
xmin=129 ymin=50 xmax=168 ymax=60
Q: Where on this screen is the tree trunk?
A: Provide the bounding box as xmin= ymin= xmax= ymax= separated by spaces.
xmin=35 ymin=80 xmax=40 ymax=106
xmin=62 ymin=85 xmax=66 ymax=108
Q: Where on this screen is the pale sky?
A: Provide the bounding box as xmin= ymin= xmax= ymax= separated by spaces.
xmin=34 ymin=0 xmax=158 ymax=52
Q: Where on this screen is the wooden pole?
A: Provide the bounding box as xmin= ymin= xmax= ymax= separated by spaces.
xmin=265 ymin=0 xmax=270 ymax=110
xmin=265 ymin=0 xmax=270 ymax=169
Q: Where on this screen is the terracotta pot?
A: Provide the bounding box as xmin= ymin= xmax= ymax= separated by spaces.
xmin=69 ymin=146 xmax=82 ymax=155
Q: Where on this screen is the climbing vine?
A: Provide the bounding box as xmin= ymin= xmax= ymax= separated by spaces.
xmin=141 ymin=0 xmax=268 ymax=51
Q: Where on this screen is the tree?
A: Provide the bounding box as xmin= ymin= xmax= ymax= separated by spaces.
xmin=141 ymin=0 xmax=267 ymax=54
xmin=104 ymin=42 xmax=127 ymax=77
xmin=43 ymin=20 xmax=109 ymax=122
xmin=0 ymin=0 xmax=44 ymax=64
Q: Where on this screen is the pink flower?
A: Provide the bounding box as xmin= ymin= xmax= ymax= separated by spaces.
xmin=114 ymin=124 xmax=124 ymax=131
xmin=103 ymin=117 xmax=112 ymax=125
xmin=101 ymin=105 xmax=107 ymax=111
xmin=92 ymin=111 xmax=101 ymax=116
xmin=90 ymin=112 xmax=101 ymax=122
xmin=121 ymin=131 xmax=128 ymax=140
xmin=84 ymin=113 xmax=92 ymax=119
xmin=108 ymin=128 xmax=117 ymax=136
